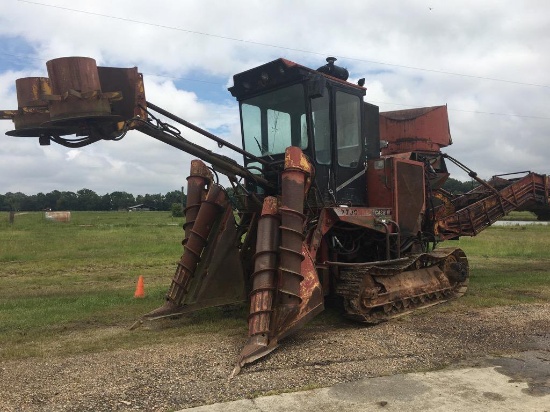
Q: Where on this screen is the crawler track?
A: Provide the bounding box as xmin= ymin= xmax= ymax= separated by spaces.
xmin=336 ymin=248 xmax=469 ymax=323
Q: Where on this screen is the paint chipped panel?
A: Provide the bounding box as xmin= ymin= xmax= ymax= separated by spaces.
xmin=333 ymin=207 xmax=392 ymax=218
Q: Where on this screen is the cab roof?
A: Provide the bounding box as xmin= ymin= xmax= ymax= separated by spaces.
xmin=228 ymin=58 xmax=366 ymax=101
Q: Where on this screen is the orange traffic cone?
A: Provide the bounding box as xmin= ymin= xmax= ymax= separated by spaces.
xmin=134 ymin=275 xmax=145 ymax=298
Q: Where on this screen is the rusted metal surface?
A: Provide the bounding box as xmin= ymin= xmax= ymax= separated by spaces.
xmin=233 ymin=148 xmax=326 ymax=374
xmin=367 ymin=157 xmax=425 ymax=237
xmin=367 ymin=158 xmax=394 ymax=208
xmin=44 ymin=211 xmax=71 ymax=222
xmin=435 ymin=172 xmax=550 ymax=240
xmin=12 ymin=78 xmax=50 ymax=132
xmin=45 ymin=57 xmax=121 ymax=124
xmin=0 ymin=110 xmax=18 ymax=120
xmin=278 ymin=146 xmax=313 ymax=300
xmin=380 ymin=105 xmax=451 ymax=155
xmin=371 ymin=266 xmax=449 ymax=306
xmin=337 ymin=248 xmax=469 ymax=324
xmin=274 ymin=242 xmax=324 ymax=339
xmin=182 ymin=202 xmax=245 ymax=308
xmin=182 ymin=160 xmax=212 ymax=248
xmin=327 ymin=207 xmax=392 ymax=230
xmin=283 ymin=146 xmax=314 ymax=192
xmin=97 ymin=66 xmax=147 ymax=124
xmin=8 ymin=55 xmax=550 ymax=376
xmin=16 ymin=77 xmax=51 ymax=108
xmin=144 ymin=184 xmax=231 ymax=318
xmin=236 ymin=197 xmax=280 ymax=370
xmin=168 ymin=184 xmax=229 ymax=304
xmin=3 ymin=77 xmax=66 ymax=136
xmin=2 ymin=58 xmax=145 ymax=138
xmin=143 ymin=181 xmax=246 ymax=319
xmin=395 ymin=160 xmax=425 ymax=236
xmin=277 ymin=147 xmax=311 ymax=307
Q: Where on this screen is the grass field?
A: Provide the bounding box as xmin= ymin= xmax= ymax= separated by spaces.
xmin=1 ymin=211 xmax=549 ymax=361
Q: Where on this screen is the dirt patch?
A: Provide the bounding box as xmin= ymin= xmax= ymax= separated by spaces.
xmin=1 ymin=303 xmax=549 ymax=412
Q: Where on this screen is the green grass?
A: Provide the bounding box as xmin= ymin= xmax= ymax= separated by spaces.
xmin=444 ymin=225 xmax=550 ymax=307
xmin=0 ymin=211 xmax=549 ymax=361
xmin=0 ymin=211 xmax=248 ymax=360
xmin=499 ymin=210 xmax=538 ymax=221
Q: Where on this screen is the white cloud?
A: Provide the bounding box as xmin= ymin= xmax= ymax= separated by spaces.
xmin=1 ymin=0 xmax=549 ymax=196
xmin=65 ymin=149 xmax=81 ymax=161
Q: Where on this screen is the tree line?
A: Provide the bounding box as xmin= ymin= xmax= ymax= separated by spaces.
xmin=442 ymin=177 xmax=479 ymax=194
xmin=0 ymin=189 xmax=186 ymax=212
xmin=0 ymin=178 xmax=474 ymax=212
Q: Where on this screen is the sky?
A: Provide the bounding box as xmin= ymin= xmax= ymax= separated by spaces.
xmin=0 ymin=0 xmax=548 ymax=196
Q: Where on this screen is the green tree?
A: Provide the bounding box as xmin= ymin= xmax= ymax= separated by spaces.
xmin=164 ymin=190 xmax=185 ymax=211
xmin=76 ymin=189 xmax=100 ymax=210
xmin=34 ymin=192 xmax=48 ymax=210
xmin=20 ymin=194 xmax=36 ymax=211
xmin=3 ymin=192 xmax=27 ymax=211
xmin=140 ymin=193 xmax=163 ymax=210
xmin=171 ymin=202 xmax=184 ymax=217
xmin=45 ymin=190 xmax=61 ymax=210
xmin=109 ymin=191 xmax=136 ymax=210
xmin=1 ymin=188 xmax=189 ymax=211
xmin=56 ymin=191 xmax=77 ymax=210
xmin=442 ymin=178 xmax=478 ymax=194
xmin=98 ymin=193 xmax=112 ymax=211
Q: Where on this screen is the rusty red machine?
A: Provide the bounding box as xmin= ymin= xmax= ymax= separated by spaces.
xmin=2 ymin=56 xmax=549 ymax=374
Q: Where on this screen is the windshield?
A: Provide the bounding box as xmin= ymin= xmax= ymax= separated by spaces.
xmin=241 ymin=83 xmax=308 ymax=159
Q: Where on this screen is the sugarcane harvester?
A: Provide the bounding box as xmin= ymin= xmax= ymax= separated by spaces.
xmin=2 ymin=56 xmax=549 ymax=374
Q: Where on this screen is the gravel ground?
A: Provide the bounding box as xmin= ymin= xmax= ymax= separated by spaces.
xmin=1 ymin=303 xmax=549 ymax=412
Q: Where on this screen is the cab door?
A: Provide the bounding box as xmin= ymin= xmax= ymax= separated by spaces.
xmin=309 ymin=87 xmax=365 ymax=206
xmin=333 ymin=90 xmax=365 ymax=205
xmin=309 ymin=85 xmax=334 ymax=203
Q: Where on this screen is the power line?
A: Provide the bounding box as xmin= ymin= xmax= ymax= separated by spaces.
xmin=2 ymin=30 xmax=549 ymax=121
xmin=449 ymin=108 xmax=550 ymax=120
xmin=0 ymin=52 xmax=42 ymax=65
xmin=17 ymin=0 xmax=550 ymax=89
xmin=144 ymin=73 xmax=223 ymax=85
xmin=2 ymin=49 xmax=546 ymax=120
xmin=371 ymin=101 xmax=550 ymax=120
xmin=2 ymin=50 xmax=548 ymax=121
xmin=0 ymin=52 xmax=225 ymax=85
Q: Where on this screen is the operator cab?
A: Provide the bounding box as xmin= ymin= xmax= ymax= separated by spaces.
xmin=229 ymin=58 xmax=378 ymax=206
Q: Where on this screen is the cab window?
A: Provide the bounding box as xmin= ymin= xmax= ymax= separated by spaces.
xmin=336 ymin=91 xmax=361 ymax=167
xmin=311 ymin=87 xmax=331 ymax=165
xmin=241 ymin=84 xmax=307 ymax=158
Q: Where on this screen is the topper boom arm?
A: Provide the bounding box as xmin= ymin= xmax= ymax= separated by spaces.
xmin=135 ymin=119 xmax=272 ymax=188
